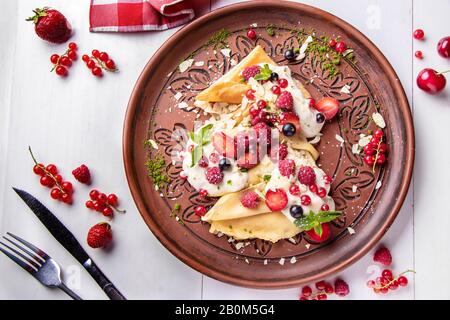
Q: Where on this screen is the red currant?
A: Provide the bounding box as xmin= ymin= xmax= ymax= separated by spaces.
xmin=379 ymin=287 xmax=389 ymax=294
xmin=323 ymin=175 xmax=332 ymax=185
xmin=376 ymin=153 xmax=386 ymax=165
xmin=61 ymin=181 xmax=73 ymax=194
xmin=278 ymin=78 xmax=288 ymax=88
xmin=92 ymin=67 xmax=103 ymax=77
xmin=92 ymin=49 xmax=100 ymax=58
xmin=245 ymin=89 xmax=255 ymax=100
xmin=309 ymin=183 xmax=318 ymax=194
xmin=107 ymin=194 xmax=118 ymax=206
xmin=85 ymin=200 xmax=95 ymax=209
xmin=97 ymin=193 xmax=107 ymax=204
xmin=67 ymin=50 xmax=77 ymax=60
xmin=301 ymin=286 xmax=312 ymax=297
xmin=300 ymin=194 xmax=311 ymax=206
xmin=398 ymin=276 xmax=408 ymax=287
xmin=317 ymin=187 xmax=327 ymax=198
xmin=61 ymin=193 xmax=72 ymax=204
xmin=93 ymin=201 xmax=105 ymax=212
xmin=46 ymin=164 xmax=58 ymax=175
xmin=194 ymin=205 xmax=207 ymax=217
xmin=413 ymin=29 xmax=425 ymax=40
xmin=364 ymin=155 xmax=376 ymax=166
xmin=40 ymin=175 xmax=53 ymax=187
xmin=209 ymin=153 xmax=219 ymax=163
xmin=370 ymin=137 xmax=380 ymax=145
xmin=415 ymin=50 xmax=423 ymax=59
xmin=102 ymin=207 xmax=113 ymax=217
xmin=315 ymin=281 xmax=326 ymax=290
xmin=89 ymin=189 xmax=100 ymax=200
xmin=33 ymin=164 xmax=45 ymax=175
xmin=249 ymin=106 xmax=260 ymax=118
xmin=316 ymin=293 xmax=328 ymax=300
xmin=324 ymin=284 xmax=334 ymax=294
xmin=335 ymin=41 xmax=347 ymax=53
xmin=199 ymin=189 xmax=208 ymax=197
xmin=257 ymin=100 xmax=267 ymax=109
xmin=54 ymin=174 xmax=63 ymax=184
xmin=50 ymin=54 xmax=60 ymax=64
xmin=309 ymin=99 xmax=316 ymax=108
xmin=366 ymin=280 xmax=376 ymax=288
xmin=105 ymin=59 xmax=116 ymax=70
xmin=374 ymin=129 xmax=384 ymax=139
xmin=247 ymin=29 xmax=257 ymax=40
xmin=55 ymin=66 xmax=67 ymax=76
xmin=86 ymin=59 xmax=96 ymax=69
xmin=68 ymin=42 xmax=77 ymax=50
xmin=289 ymin=184 xmax=300 ymax=196
xmin=328 ymin=39 xmax=337 ymax=48
xmin=378 ymin=143 xmax=388 ymax=153
xmin=271 ymin=85 xmax=281 ymax=95
xmin=82 ymin=54 xmax=90 ymax=62
xmin=60 ymin=56 xmax=72 ymax=67
xmin=364 ymin=144 xmax=375 ymax=155
xmin=321 ymin=204 xmax=330 ymax=211
xmin=99 ymin=52 xmax=109 ymax=62
xmin=50 ymin=188 xmax=61 ymax=200
xmin=382 ymin=269 xmax=393 ymax=280
xmin=389 ymin=281 xmax=398 ymax=290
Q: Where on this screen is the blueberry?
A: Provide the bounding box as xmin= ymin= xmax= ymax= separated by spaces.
xmin=316 ymin=113 xmax=325 ymax=123
xmin=218 ymin=158 xmax=231 ymax=171
xmin=290 ymin=205 xmax=304 ymax=218
xmin=284 ymin=49 xmax=297 ymax=61
xmin=282 ymin=123 xmax=296 ymax=137
xmin=270 ymin=72 xmax=279 ymax=81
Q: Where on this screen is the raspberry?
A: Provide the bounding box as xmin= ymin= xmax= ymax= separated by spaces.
xmin=205 ymin=167 xmax=224 ymax=185
xmin=373 ymin=246 xmax=392 ymax=266
xmin=87 ymin=223 xmax=112 ymax=249
xmin=278 ymin=143 xmax=288 ymax=160
xmin=275 ymin=91 xmax=294 ymax=110
xmin=242 ymin=65 xmax=261 ymax=81
xmin=297 ymin=166 xmax=316 ymax=186
xmin=240 ymin=191 xmax=260 ymax=208
xmin=278 ymin=159 xmax=295 ymax=177
xmin=334 ymin=279 xmax=350 ymax=297
xmin=72 ymin=164 xmax=91 ymax=184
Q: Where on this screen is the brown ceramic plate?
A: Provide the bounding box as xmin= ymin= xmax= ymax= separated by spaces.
xmin=123 ymin=1 xmax=414 ymax=288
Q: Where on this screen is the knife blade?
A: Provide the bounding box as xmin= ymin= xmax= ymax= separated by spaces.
xmin=13 ymin=187 xmax=126 ymax=300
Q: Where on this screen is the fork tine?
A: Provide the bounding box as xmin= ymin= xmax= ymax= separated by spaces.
xmin=3 ymin=236 xmax=45 ymax=264
xmin=6 ymin=232 xmax=49 ymax=260
xmin=0 ymin=243 xmax=39 ymax=271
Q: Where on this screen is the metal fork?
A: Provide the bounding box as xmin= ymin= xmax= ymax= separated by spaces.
xmin=0 ymin=232 xmax=82 ymax=300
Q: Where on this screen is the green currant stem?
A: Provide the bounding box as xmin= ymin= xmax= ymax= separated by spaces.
xmin=437 ymin=70 xmax=450 ymax=75
xmin=50 ymin=49 xmax=70 ymax=72
xmin=111 ymin=205 xmax=126 ymax=214
xmin=372 ymin=137 xmax=383 ymax=173
xmin=28 ymin=146 xmax=66 ymax=194
xmin=374 ymin=269 xmax=416 ymax=290
xmin=91 ymin=56 xmax=119 ymax=72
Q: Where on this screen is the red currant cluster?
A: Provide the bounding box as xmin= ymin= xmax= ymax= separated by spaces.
xmin=368 ymin=246 xmax=413 ymax=295
xmin=299 ymin=279 xmax=349 ymax=300
xmin=82 ymin=49 xmax=118 ymax=77
xmin=86 ymin=190 xmax=125 ymax=218
xmin=30 ymin=147 xmax=74 ymax=204
xmin=327 ymin=38 xmax=348 ymax=54
xmin=50 ymin=42 xmax=78 ymax=77
xmin=363 ymin=129 xmax=388 ymax=170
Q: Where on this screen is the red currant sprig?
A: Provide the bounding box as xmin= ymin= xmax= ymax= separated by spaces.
xmin=86 ymin=189 xmax=126 ymax=218
xmin=50 ymin=42 xmax=78 ymax=77
xmin=363 ymin=129 xmax=388 ymax=172
xmin=367 ymin=269 xmax=415 ymax=294
xmin=82 ymin=49 xmax=118 ymax=77
xmin=299 ymin=279 xmax=349 ymax=300
xmin=29 ymin=147 xmax=74 ymax=204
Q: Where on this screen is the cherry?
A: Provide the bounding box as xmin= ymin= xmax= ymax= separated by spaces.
xmin=50 ymin=188 xmax=61 ymax=200
xmin=300 ymin=194 xmax=311 ymax=206
xmin=55 ymin=66 xmax=67 ymax=76
xmin=247 ymin=29 xmax=257 ymax=40
xmin=413 ymin=29 xmax=425 ymax=40
xmin=415 ymin=51 xmax=423 ymax=59
xmin=417 ymin=68 xmax=447 ymax=94
xmin=92 ymin=49 xmax=100 ymax=58
xmin=99 ymin=52 xmax=109 ymax=62
xmin=68 ymin=42 xmax=77 ymax=50
xmin=50 ymin=54 xmax=60 ymax=64
xmin=33 ymin=164 xmax=45 ymax=175
xmin=92 ymin=67 xmax=103 ymax=77
xmin=90 ymin=189 xmax=100 ymax=200
xmin=437 ymin=36 xmax=450 ymax=58
xmin=289 ymin=184 xmax=300 ymax=196
xmin=271 ymin=85 xmax=281 ymax=95
xmin=328 ymin=39 xmax=337 ymax=48
xmin=194 ymin=205 xmax=207 ymax=217
xmin=278 ymin=79 xmax=288 ymax=88
xmin=102 ymin=207 xmax=113 ymax=217
xmin=245 ymin=89 xmax=255 ymax=100
xmin=85 ymin=200 xmax=95 ymax=209
xmin=82 ymin=54 xmax=90 ymax=62
xmin=335 ymin=41 xmax=347 ymax=53
xmin=105 ymin=59 xmax=116 ymax=70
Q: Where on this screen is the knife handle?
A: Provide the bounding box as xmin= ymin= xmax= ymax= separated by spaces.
xmin=84 ymin=259 xmax=126 ymax=300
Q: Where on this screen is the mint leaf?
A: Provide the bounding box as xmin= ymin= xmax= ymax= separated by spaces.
xmin=316 ymin=211 xmax=342 ymax=223
xmin=314 ymin=224 xmax=323 ymax=237
xmin=254 ymin=64 xmax=272 ymax=81
xmin=294 ymin=210 xmax=342 ymax=232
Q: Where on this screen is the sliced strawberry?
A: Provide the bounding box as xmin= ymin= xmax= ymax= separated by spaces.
xmin=305 ymin=223 xmax=331 ymax=243
xmin=278 ymin=112 xmax=301 ymax=133
xmin=212 ymin=132 xmax=236 ymax=159
xmin=314 ymin=97 xmax=340 ymax=120
xmin=236 ymin=151 xmax=259 ymax=170
xmin=265 ymin=188 xmax=288 ymax=211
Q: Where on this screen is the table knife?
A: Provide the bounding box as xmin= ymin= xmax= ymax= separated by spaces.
xmin=13 ymin=187 xmax=126 ymax=300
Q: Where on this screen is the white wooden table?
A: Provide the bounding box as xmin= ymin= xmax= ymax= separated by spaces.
xmin=1 ymin=0 xmax=449 ymax=300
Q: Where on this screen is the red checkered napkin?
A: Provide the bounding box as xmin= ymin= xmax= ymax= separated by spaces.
xmin=90 ymin=0 xmax=196 ymax=32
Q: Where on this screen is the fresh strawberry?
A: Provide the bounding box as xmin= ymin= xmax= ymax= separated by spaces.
xmin=298 ymin=166 xmax=316 ymax=186
xmin=27 ymin=7 xmax=72 ymax=44
xmin=240 ymin=191 xmax=260 ymax=208
xmin=334 ymin=279 xmax=350 ymax=297
xmin=72 ymin=164 xmax=91 ymax=184
xmin=373 ymin=246 xmax=392 ymax=266
xmin=275 ymin=91 xmax=294 ymax=110
xmin=87 ymin=223 xmax=112 ymax=249
xmin=265 ymin=188 xmax=288 ymax=211
xmin=212 ymin=132 xmax=236 ymax=159
xmin=278 ymin=159 xmax=295 ymax=177
xmin=236 ymin=152 xmax=259 ymax=170
xmin=242 ymin=65 xmax=261 ymax=81
xmin=205 ymin=167 xmax=224 ymax=185
xmin=305 ymin=222 xmax=331 ymax=242
xmin=314 ymin=97 xmax=340 ymax=120
xmin=279 ymin=112 xmax=301 ymax=133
